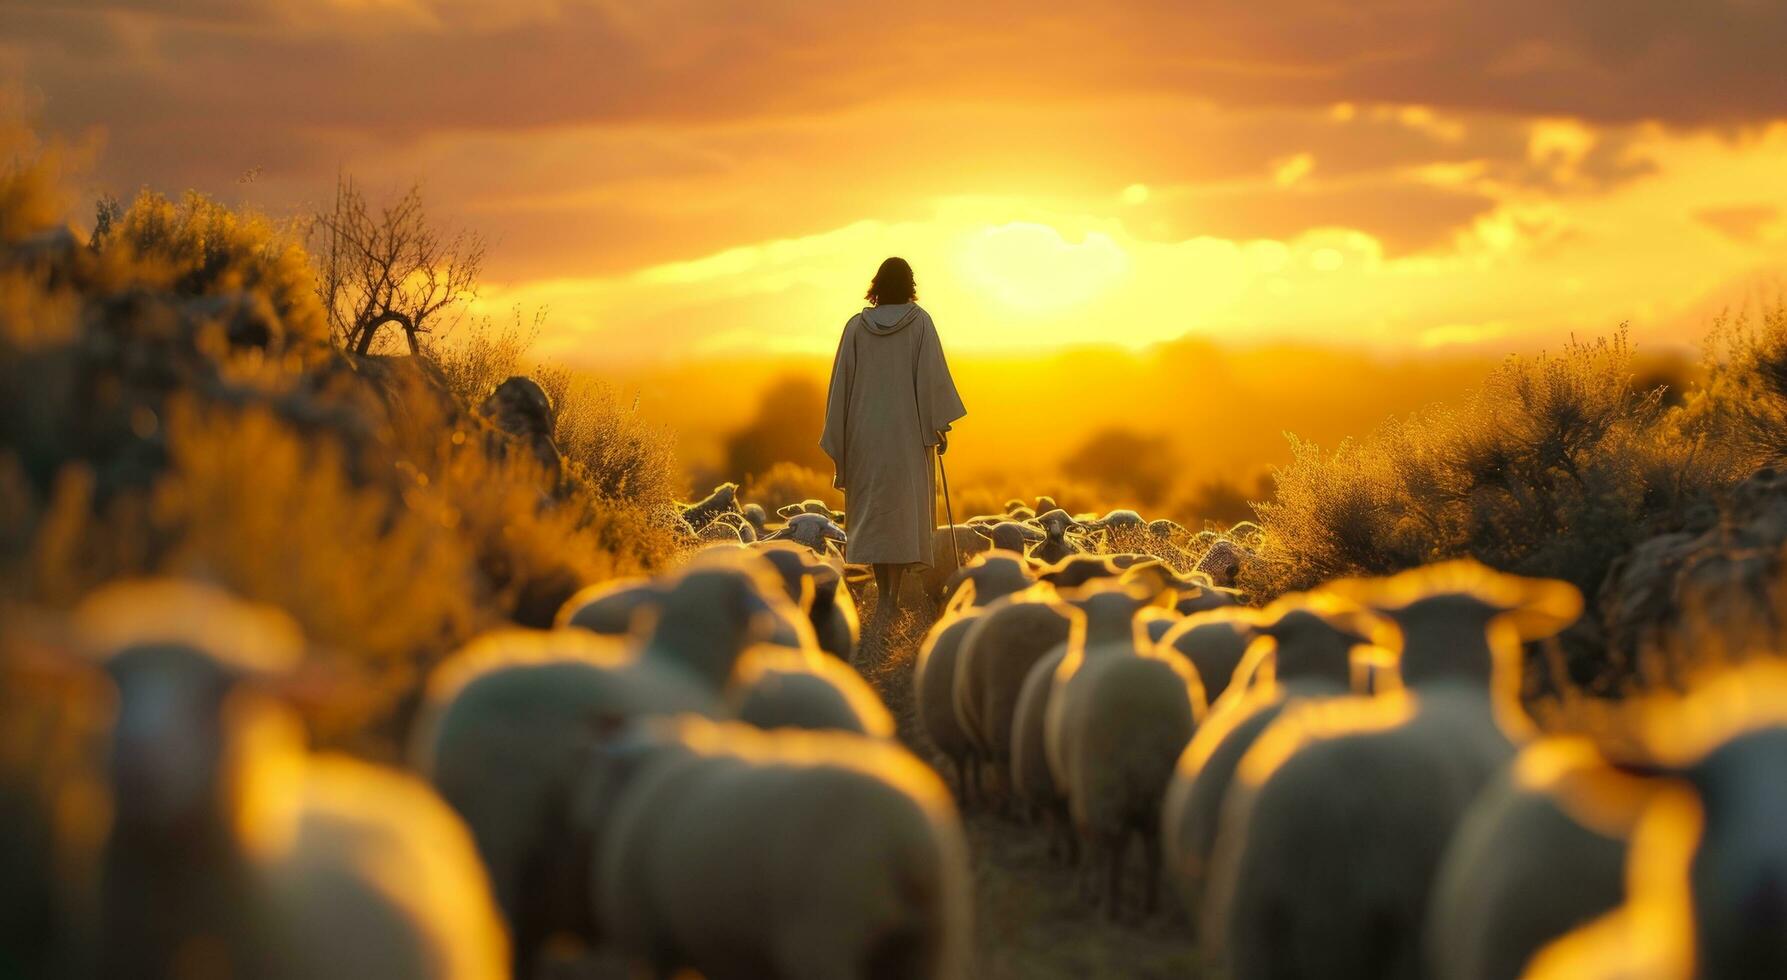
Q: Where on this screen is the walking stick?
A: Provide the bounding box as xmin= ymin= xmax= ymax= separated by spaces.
xmin=937 ymin=437 xmax=961 ymax=571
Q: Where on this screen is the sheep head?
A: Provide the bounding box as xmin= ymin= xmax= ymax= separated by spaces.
xmin=1326 ymin=560 xmax=1582 ymax=689
xmin=1251 ymin=592 xmax=1381 ymax=690
xmin=72 ymin=579 xmax=307 ymax=839
xmin=640 ymin=555 xmax=794 ymax=688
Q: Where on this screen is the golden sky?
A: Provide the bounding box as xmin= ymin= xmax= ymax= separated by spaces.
xmin=6 ymin=1 xmax=1787 ymax=364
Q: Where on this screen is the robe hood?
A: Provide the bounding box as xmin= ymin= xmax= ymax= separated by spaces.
xmin=859 ymin=303 xmax=921 ymax=335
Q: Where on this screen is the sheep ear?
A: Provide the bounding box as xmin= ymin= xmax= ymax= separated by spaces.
xmin=764 ymin=527 xmax=791 ymax=541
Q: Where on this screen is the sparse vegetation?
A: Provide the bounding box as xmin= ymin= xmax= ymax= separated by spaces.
xmin=0 ymin=127 xmax=684 ymax=745
xmin=1246 ymin=330 xmax=1768 ymax=601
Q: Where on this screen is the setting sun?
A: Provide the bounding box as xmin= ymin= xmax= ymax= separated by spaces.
xmin=956 ymin=222 xmax=1130 ymax=315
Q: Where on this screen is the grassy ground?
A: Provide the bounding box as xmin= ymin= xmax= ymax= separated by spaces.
xmin=855 ymin=587 xmax=1206 ymax=980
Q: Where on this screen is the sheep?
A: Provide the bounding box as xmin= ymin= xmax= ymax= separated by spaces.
xmin=1035 ymin=494 xmax=1059 ymax=514
xmin=915 ymin=610 xmax=991 ymax=805
xmin=1202 ymin=561 xmax=1582 ymax=980
xmin=1155 ymin=607 xmax=1259 ymax=705
xmin=555 ymin=576 xmax=660 ymax=636
xmin=410 ymin=628 xmax=663 ymax=974
xmin=1034 ymin=581 xmax=1202 ymax=917
xmin=1009 ymin=639 xmax=1077 ymax=858
xmin=920 ymin=524 xmax=996 ymax=608
xmin=1030 ymin=509 xmax=1085 ymax=565
xmin=1008 ymin=586 xmax=1176 ymax=850
xmin=680 ymin=481 xmax=741 ymax=532
xmin=936 ymin=548 xmax=1034 ymax=614
xmin=776 ymin=498 xmax=845 ymax=523
xmin=1424 ymin=737 xmax=1649 ymax=980
xmin=418 ymin=559 xmax=793 ymax=970
xmin=726 ymin=644 xmax=894 ymax=737
xmin=577 ymin=716 xmax=972 ymax=980
xmin=989 ymin=519 xmax=1044 ymax=554
xmin=1523 ymin=664 xmax=1787 ymax=979
xmin=752 ymin=540 xmax=861 ymax=664
xmin=642 ymin=548 xmax=819 ymax=687
xmin=951 ymin=585 xmax=1074 ymax=805
xmin=559 ymin=557 xmax=816 ymax=654
xmin=1038 ymin=553 xmax=1124 ymax=590
xmin=765 ymin=511 xmax=849 ymax=556
xmin=741 ymin=501 xmax=770 ymax=535
xmin=73 ymin=579 xmax=509 ymax=980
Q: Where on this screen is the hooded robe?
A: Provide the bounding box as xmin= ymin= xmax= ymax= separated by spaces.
xmin=819 ymin=302 xmax=966 ymax=566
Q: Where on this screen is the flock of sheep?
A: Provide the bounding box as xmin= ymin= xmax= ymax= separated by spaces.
xmin=6 ymin=485 xmax=1787 ymax=979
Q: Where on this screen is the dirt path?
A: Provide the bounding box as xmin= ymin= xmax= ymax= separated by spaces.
xmin=856 ymin=603 xmax=1205 ymax=979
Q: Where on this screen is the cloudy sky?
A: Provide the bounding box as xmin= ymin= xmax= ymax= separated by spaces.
xmin=5 ymin=0 xmax=1786 ymax=363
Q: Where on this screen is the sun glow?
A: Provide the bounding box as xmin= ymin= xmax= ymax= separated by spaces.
xmin=956 ymin=222 xmax=1130 ymax=314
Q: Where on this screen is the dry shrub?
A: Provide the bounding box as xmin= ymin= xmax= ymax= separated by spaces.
xmin=431 ymin=306 xmax=541 ymax=407
xmin=0 ymin=132 xmax=687 ymax=747
xmin=94 ymin=190 xmax=329 ymax=349
xmin=1249 ymin=329 xmax=1755 ymax=601
xmin=741 ymin=462 xmax=841 ymax=513
xmin=538 ymin=367 xmax=681 ymax=510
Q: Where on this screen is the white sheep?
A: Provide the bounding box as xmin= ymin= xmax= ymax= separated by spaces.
xmin=921 ymin=524 xmax=996 ymax=608
xmin=73 ymin=579 xmax=509 ymax=980
xmin=1042 ymin=581 xmax=1204 ymax=917
xmin=410 ymin=628 xmax=702 ymax=973
xmin=914 ymin=609 xmax=989 ymax=805
xmin=1425 ymin=736 xmax=1648 ymax=980
xmin=554 ymin=576 xmax=658 ymax=636
xmin=726 ymin=644 xmax=894 ymax=737
xmin=1524 ymin=663 xmax=1787 ymax=979
xmin=765 ymin=511 xmax=849 ymax=557
xmin=1037 ymin=553 xmax=1124 ymax=590
xmin=577 ymin=716 xmax=973 ymax=980
xmin=939 ymin=549 xmax=1035 ymax=615
xmin=1159 ymin=598 xmax=1378 ymax=920
xmin=741 ymin=501 xmax=770 ymax=535
xmin=560 ymin=552 xmax=818 ymax=655
xmin=417 ymin=559 xmax=792 ymax=969
xmin=951 ymin=584 xmax=1073 ymax=806
xmin=1202 ymin=561 xmax=1582 ymax=980
xmin=1155 ymin=607 xmax=1259 ymax=704
xmin=989 ymin=519 xmax=1045 ymax=555
xmin=752 ymin=540 xmax=861 ymax=664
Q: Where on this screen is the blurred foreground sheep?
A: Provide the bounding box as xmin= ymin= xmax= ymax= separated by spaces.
xmin=752 ymin=540 xmax=861 ymax=664
xmin=727 ymin=644 xmax=894 ymax=736
xmin=1159 ymin=595 xmax=1378 ymax=919
xmin=576 ymin=716 xmax=972 ymax=980
xmin=1524 ymin=664 xmax=1787 ymax=979
xmin=1043 ymin=581 xmax=1203 ymax=917
xmin=1204 ymin=561 xmax=1581 ymax=980
xmin=75 ymin=579 xmax=508 ymax=980
xmin=1426 ymin=737 xmax=1650 ymax=980
xmin=415 ymin=553 xmax=797 ymax=974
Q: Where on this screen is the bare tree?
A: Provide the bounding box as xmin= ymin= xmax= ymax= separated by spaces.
xmin=310 ymin=174 xmax=486 ymax=355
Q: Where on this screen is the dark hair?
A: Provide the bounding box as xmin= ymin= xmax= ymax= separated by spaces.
xmin=865 ymin=257 xmax=917 ymax=305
